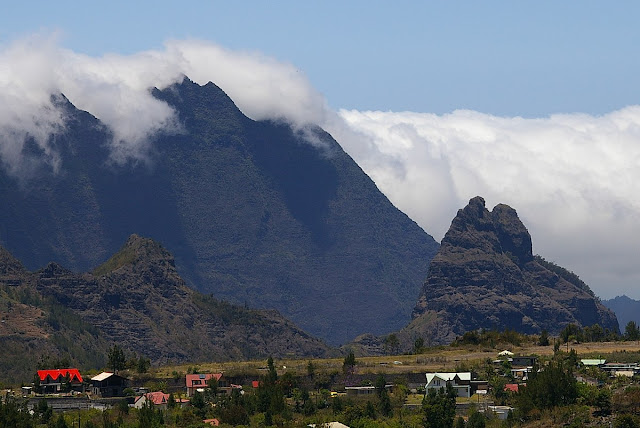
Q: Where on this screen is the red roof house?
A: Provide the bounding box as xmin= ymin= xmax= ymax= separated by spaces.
xmin=504 ymin=383 xmax=519 ymax=393
xmin=186 ymin=373 xmax=227 ymax=396
xmin=134 ymin=391 xmax=170 ymax=409
xmin=37 ymin=369 xmax=83 ymax=393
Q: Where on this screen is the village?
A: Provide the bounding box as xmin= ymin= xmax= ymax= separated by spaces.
xmin=5 ymin=339 xmax=640 ymax=427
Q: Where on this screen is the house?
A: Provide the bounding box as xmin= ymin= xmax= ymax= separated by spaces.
xmin=581 ymin=359 xmax=606 ymax=367
xmin=504 ymin=384 xmax=519 ymax=393
xmin=600 ymin=363 xmax=640 ymax=377
xmin=36 ymin=369 xmax=84 ymax=393
xmin=511 ymin=356 xmax=537 ymax=367
xmin=186 ymin=373 xmax=227 ymax=396
xmin=134 ymin=391 xmax=170 ymax=410
xmin=345 ymin=385 xmax=392 ymax=396
xmin=510 ymin=366 xmax=533 ymax=381
xmin=90 ymin=372 xmax=129 ymax=397
xmin=203 ymin=419 xmax=220 ymax=426
xmin=486 ymin=405 xmax=514 ymax=420
xmin=425 ymin=372 xmax=472 ymax=398
xmin=186 ymin=373 xmax=230 ymax=396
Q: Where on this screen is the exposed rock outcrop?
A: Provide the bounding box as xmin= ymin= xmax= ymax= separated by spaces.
xmin=0 ymin=236 xmax=336 ymax=382
xmin=405 ymin=196 xmax=618 ymax=344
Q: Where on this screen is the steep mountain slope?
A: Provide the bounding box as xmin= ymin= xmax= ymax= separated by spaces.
xmin=0 ymin=236 xmax=335 ymax=382
xmin=602 ymin=295 xmax=639 ymax=332
xmin=0 ymin=78 xmax=439 ymax=344
xmin=403 ymin=196 xmax=618 ymax=345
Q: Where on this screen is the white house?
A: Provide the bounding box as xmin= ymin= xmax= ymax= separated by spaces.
xmin=425 ymin=372 xmax=472 ymax=398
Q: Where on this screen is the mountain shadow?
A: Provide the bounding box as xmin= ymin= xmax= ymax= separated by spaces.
xmin=0 ymin=77 xmax=439 ymax=344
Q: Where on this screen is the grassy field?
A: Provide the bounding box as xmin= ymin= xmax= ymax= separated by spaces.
xmin=153 ymin=341 xmax=640 ymax=379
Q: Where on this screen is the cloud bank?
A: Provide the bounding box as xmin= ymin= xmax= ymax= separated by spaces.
xmin=326 ymin=108 xmax=640 ymax=300
xmin=0 ymin=34 xmax=638 ymax=300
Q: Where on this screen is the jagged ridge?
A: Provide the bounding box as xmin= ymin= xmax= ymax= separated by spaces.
xmin=0 ymin=77 xmax=439 ymax=344
xmin=0 ymin=236 xmax=336 ymax=382
xmin=405 ymin=196 xmax=618 ymax=345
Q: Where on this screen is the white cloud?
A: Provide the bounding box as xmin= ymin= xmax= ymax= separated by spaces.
xmin=0 ymin=35 xmax=327 ymax=170
xmin=164 ymin=39 xmax=328 ymax=126
xmin=327 ymin=108 xmax=640 ymax=300
xmin=0 ymin=33 xmax=638 ymax=300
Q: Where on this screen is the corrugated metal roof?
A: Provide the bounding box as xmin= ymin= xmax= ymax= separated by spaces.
xmin=91 ymin=372 xmax=115 ymax=381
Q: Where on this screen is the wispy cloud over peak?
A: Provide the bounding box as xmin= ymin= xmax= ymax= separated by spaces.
xmin=0 ymin=35 xmax=328 ymax=173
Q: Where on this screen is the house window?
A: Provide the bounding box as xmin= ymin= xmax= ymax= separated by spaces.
xmin=193 ymin=380 xmax=201 ymax=385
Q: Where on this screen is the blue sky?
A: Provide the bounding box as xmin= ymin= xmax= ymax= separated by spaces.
xmin=1 ymin=1 xmax=640 ymax=300
xmin=2 ymin=1 xmax=640 ymax=116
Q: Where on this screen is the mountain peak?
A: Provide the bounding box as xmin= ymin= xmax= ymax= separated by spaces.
xmin=93 ymin=234 xmax=174 ymax=277
xmin=445 ymin=196 xmax=532 ymax=265
xmin=0 ymin=76 xmax=439 ymax=345
xmin=408 ymin=197 xmax=618 ymax=344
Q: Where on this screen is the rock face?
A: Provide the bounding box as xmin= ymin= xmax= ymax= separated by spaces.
xmin=0 ymin=78 xmax=438 ymax=344
xmin=0 ymin=236 xmax=335 ymax=382
xmin=602 ymin=295 xmax=638 ymax=332
xmin=407 ymin=196 xmax=619 ymax=344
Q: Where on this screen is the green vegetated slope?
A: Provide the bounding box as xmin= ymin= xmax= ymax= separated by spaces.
xmin=0 ymin=246 xmax=108 ymax=383
xmin=0 ymin=78 xmax=439 ymax=344
xmin=402 ymin=196 xmax=619 ymax=346
xmin=0 ymin=236 xmax=336 ymax=383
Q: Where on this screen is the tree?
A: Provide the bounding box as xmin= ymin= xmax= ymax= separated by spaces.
xmin=36 ymin=399 xmax=52 ymax=424
xmin=257 ymin=357 xmax=285 ymax=422
xmin=190 ymin=391 xmax=206 ymax=418
xmin=32 ymin=373 xmax=42 ymax=394
xmin=423 ymin=382 xmax=456 ymax=428
xmin=467 ymin=410 xmax=486 ymax=428
xmin=538 ymin=329 xmax=550 ymax=346
xmin=343 ymin=351 xmax=357 ymax=374
xmin=107 ymin=344 xmax=126 ymax=373
xmin=374 ymin=373 xmax=393 ymax=417
xmin=516 ymin=359 xmax=577 ymax=418
xmin=365 ymin=401 xmax=377 ymax=419
xmin=62 ymin=373 xmax=71 ymax=393
xmin=560 ymin=323 xmax=583 ymax=343
xmin=267 ymin=356 xmax=278 ymax=383
xmin=378 ymin=389 xmax=393 ymax=417
xmin=207 ymin=376 xmax=219 ymax=396
xmin=0 ymin=396 xmax=34 ymax=428
xmin=220 ymin=404 xmax=250 ymax=425
xmin=137 ymin=400 xmax=163 ymax=428
xmin=384 ymin=334 xmax=400 ymax=355
xmin=625 ymin=321 xmax=640 ymax=341
xmin=375 ymin=374 xmax=387 ymax=398
xmin=53 ymin=413 xmax=69 ymax=428
xmin=136 ymin=356 xmax=151 ymax=373
xmin=594 ymin=388 xmax=612 ymax=416
xmin=615 ymin=414 xmax=640 ymax=428
xmin=414 ymin=337 xmax=425 ymax=354
xmin=332 ymin=396 xmax=343 ymax=414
